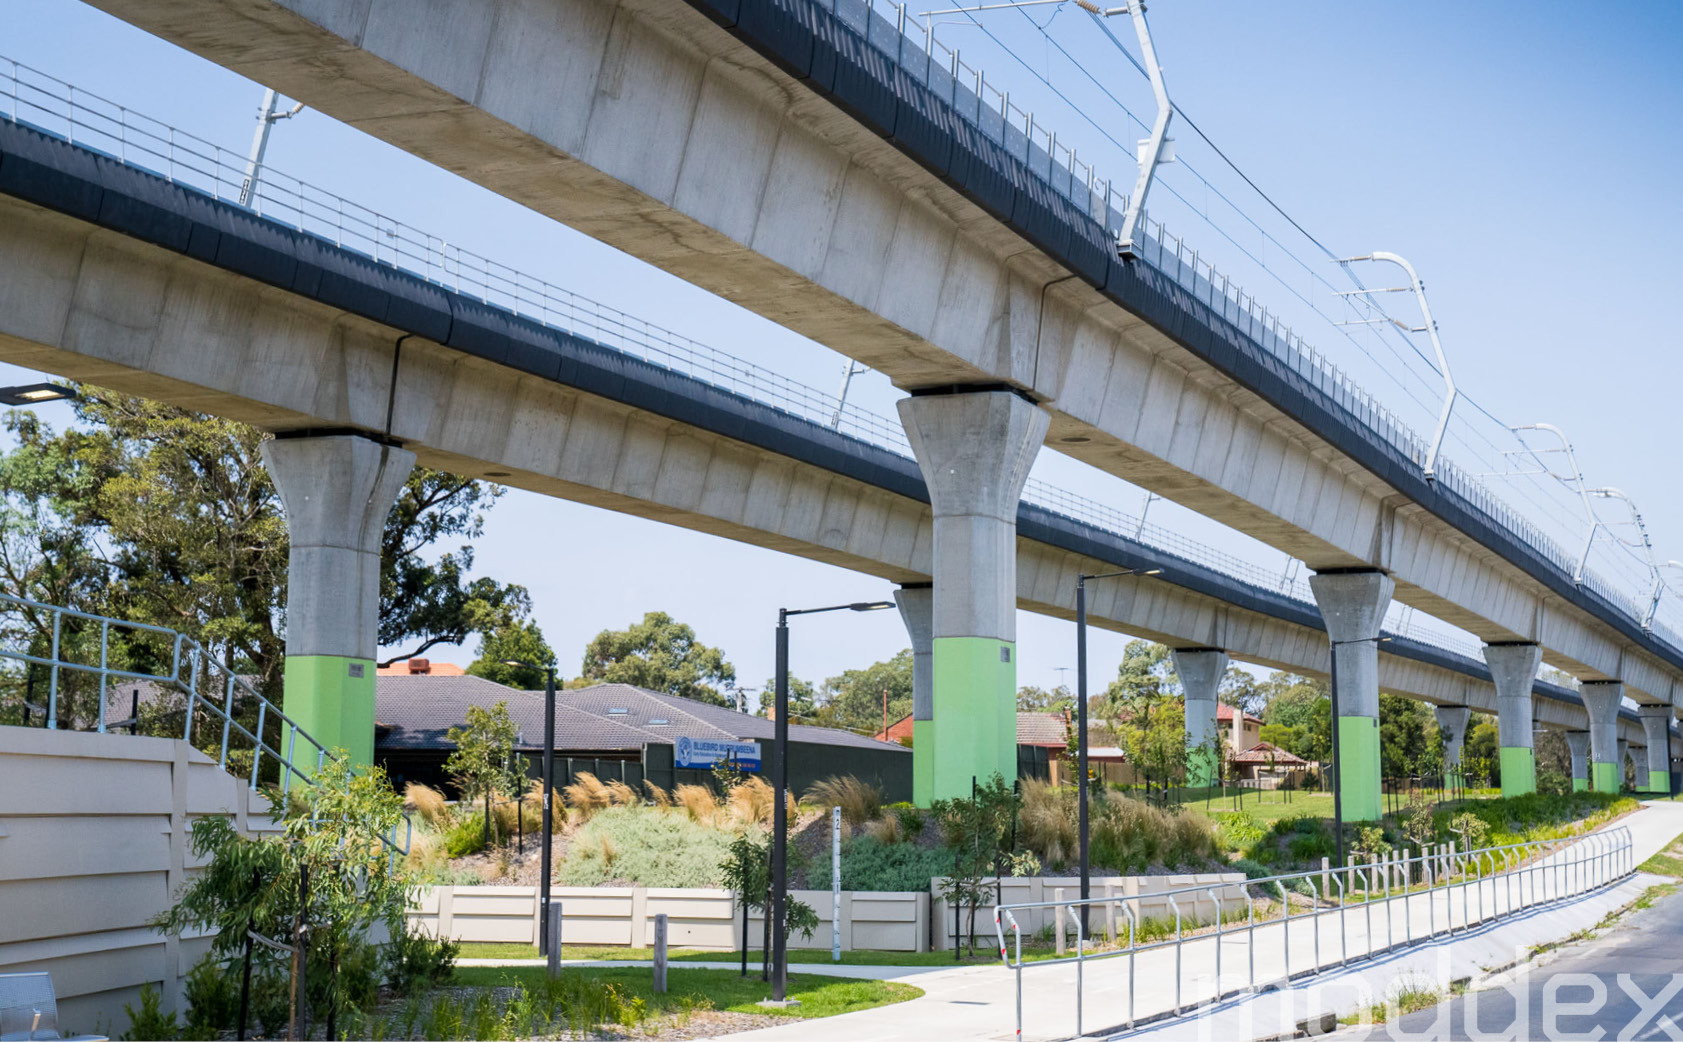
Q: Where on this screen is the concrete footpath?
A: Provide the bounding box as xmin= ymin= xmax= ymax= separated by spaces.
xmin=707 ymin=800 xmax=1683 ymax=1042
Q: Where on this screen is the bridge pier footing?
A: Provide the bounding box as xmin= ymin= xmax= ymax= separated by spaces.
xmin=1310 ymin=570 xmax=1393 ymax=822
xmin=1580 ymin=682 xmax=1624 ymax=793
xmin=898 ymin=389 xmax=1046 ymax=803
xmin=1433 ymin=704 xmax=1470 ymax=790
xmin=1171 ymin=648 xmax=1227 ymax=788
xmin=1483 ymin=642 xmax=1541 ymax=797
xmin=262 ymin=432 xmax=414 ymax=766
xmin=1565 ymin=730 xmax=1590 ymax=791
xmin=1639 ymin=706 xmax=1674 ymax=793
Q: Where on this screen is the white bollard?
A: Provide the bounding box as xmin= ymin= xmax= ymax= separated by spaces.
xmin=1053 ymin=887 xmax=1065 ymax=955
xmin=832 ymin=806 xmax=842 ymax=962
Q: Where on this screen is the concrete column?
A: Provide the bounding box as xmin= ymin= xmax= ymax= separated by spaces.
xmin=1618 ymin=739 xmax=1630 ymax=787
xmin=1482 ymin=643 xmax=1541 ymax=797
xmin=1564 ymin=731 xmax=1590 ymax=792
xmin=894 ymin=583 xmax=934 ymax=803
xmin=262 ymin=433 xmax=414 ymax=764
xmin=898 ymin=390 xmax=1047 ymax=801
xmin=1433 ymin=705 xmax=1471 ymax=789
xmin=1171 ymin=648 xmax=1228 ymax=789
xmin=1579 ymin=681 xmax=1624 ymax=793
xmin=1309 ymin=570 xmax=1394 ymax=822
xmin=1639 ymin=706 xmax=1674 ymax=793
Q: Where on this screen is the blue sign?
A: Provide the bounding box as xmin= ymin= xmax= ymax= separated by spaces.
xmin=674 ymin=735 xmax=761 ymax=771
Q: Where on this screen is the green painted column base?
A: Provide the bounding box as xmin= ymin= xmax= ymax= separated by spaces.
xmin=283 ymin=654 xmax=376 ymax=767
xmin=1186 ymin=745 xmax=1218 ymax=789
xmin=1590 ymin=761 xmax=1620 ymax=793
xmin=912 ymin=719 xmax=935 ymax=806
xmin=1337 ymin=715 xmax=1382 ymax=822
xmin=926 ymin=637 xmax=1017 ymax=802
xmin=1648 ymin=769 xmax=1671 ymax=794
xmin=1499 ymin=746 xmax=1535 ymax=798
xmin=1572 ymin=777 xmax=1589 ymax=792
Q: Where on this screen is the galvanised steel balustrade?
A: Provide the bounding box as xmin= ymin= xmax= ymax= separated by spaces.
xmin=0 ymin=592 xmax=411 ymax=854
xmin=992 ymin=825 xmax=1635 ymax=1038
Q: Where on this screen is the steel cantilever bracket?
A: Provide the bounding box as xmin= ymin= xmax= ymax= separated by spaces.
xmin=1337 ymin=251 xmax=1457 ymax=480
xmin=1102 ymin=1 xmax=1174 ymax=259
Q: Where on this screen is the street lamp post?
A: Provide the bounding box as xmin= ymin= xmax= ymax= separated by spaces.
xmin=1074 ymin=568 xmax=1159 ymax=933
xmin=505 ymin=660 xmax=557 ymax=954
xmin=770 ymin=599 xmax=893 ymax=1003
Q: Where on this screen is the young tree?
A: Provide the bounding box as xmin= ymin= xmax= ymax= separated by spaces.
xmin=580 ymin=611 xmax=737 ymax=705
xmin=445 ymin=702 xmax=521 ymax=843
xmin=931 ymin=775 xmax=1038 ymax=956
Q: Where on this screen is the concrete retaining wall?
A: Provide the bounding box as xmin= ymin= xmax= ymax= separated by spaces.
xmin=409 ymin=884 xmax=930 ymax=953
xmin=0 ymin=725 xmax=281 ymax=1036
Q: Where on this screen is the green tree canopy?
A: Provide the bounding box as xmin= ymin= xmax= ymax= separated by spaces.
xmin=579 ymin=611 xmax=737 ymax=706
xmin=758 ymin=675 xmax=817 ymax=719
xmin=815 ymin=649 xmax=914 ymax=733
xmin=1017 ymin=684 xmax=1075 ymax=713
xmin=1379 ymin=692 xmax=1436 ymax=778
xmin=465 ymin=605 xmax=558 ymax=690
xmin=1259 ymin=673 xmax=1332 ymax=762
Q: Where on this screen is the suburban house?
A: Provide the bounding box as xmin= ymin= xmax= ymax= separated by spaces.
xmin=376 ymin=666 xmax=911 ymax=801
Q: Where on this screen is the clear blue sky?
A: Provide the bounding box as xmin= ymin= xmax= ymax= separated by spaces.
xmin=4 ymin=1 xmax=1680 ymax=697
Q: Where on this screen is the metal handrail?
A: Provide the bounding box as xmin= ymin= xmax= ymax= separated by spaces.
xmin=0 ymin=52 xmax=1677 ymax=659
xmin=0 ymin=592 xmax=408 ymax=854
xmin=991 ymin=825 xmax=1634 ymax=1039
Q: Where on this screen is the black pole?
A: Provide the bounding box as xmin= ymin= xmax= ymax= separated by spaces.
xmin=1075 ymin=576 xmax=1090 ymax=936
xmin=770 ymin=611 xmax=790 ymax=1001
xmin=1328 ymin=638 xmax=1345 ymax=870
xmin=539 ymin=667 xmax=556 ymax=955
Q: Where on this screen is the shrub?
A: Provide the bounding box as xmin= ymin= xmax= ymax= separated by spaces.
xmin=1216 ymin=811 xmax=1265 ymax=850
xmin=1286 ymin=832 xmax=1334 ymax=862
xmin=807 ymin=835 xmax=956 ymax=892
xmin=863 ymin=814 xmax=903 ymax=844
xmin=121 ymin=985 xmax=181 ymax=1041
xmin=726 ymin=776 xmax=775 ymax=825
xmin=183 ymin=955 xmax=239 ymax=1034
xmin=605 ymin=780 xmax=640 ymax=807
xmin=384 ymin=926 xmax=458 ymax=994
xmin=1018 ymin=779 xmax=1077 ymax=867
xmin=444 ymin=814 xmax=489 ymax=858
xmin=563 ymin=773 xmax=612 ymax=821
xmin=1229 ymin=857 xmax=1274 ymax=881
xmin=888 ymin=801 xmax=926 ymax=836
xmin=806 ymin=775 xmax=883 ymax=828
xmin=403 ymin=782 xmax=451 ymax=827
xmin=642 ymin=780 xmax=672 ymax=807
xmin=1088 ymin=792 xmax=1217 ymax=873
xmin=560 ymin=807 xmax=738 ymax=887
xmin=673 ymin=784 xmax=718 ymax=822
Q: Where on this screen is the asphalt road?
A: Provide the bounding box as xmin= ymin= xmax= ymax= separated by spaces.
xmin=1342 ymin=884 xmax=1683 ymax=1041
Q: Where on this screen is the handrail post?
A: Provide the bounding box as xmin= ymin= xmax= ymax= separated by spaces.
xmin=97 ymin=619 xmax=109 ymax=732
xmin=1335 ymin=874 xmax=1347 ymax=966
xmin=1169 ymin=894 xmax=1183 ymax=1014
xmin=1067 ymin=905 xmax=1084 ymax=1037
xmin=48 ymin=608 xmax=62 ymax=729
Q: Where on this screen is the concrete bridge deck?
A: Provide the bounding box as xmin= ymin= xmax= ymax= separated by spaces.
xmin=0 ymin=113 xmax=1662 ymax=751
xmin=78 ymin=0 xmax=1683 ymax=715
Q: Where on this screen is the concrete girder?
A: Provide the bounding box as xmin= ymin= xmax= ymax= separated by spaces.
xmin=82 ymin=0 xmax=1681 ymax=710
xmin=0 ymin=192 xmax=1660 ymax=757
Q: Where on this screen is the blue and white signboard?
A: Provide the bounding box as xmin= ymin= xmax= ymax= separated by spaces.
xmin=674 ymin=736 xmax=761 ymax=771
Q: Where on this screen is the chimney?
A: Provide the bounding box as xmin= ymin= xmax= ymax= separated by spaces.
xmin=407 ymin=658 xmax=430 ymax=675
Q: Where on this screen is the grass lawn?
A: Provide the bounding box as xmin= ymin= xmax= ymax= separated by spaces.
xmin=457 ymin=940 xmax=1063 ymax=967
xmin=451 ymin=965 xmax=922 ymax=1019
xmin=1638 ymin=832 xmax=1683 ymax=876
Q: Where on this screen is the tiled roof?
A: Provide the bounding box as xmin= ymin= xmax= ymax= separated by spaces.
xmin=1016 ymin=712 xmax=1070 ymax=747
xmin=375 ymin=675 xmax=653 ymax=752
xmin=1216 ymin=703 xmax=1263 ymax=725
xmin=375 ymin=677 xmax=908 ymax=755
xmin=1231 ymin=741 xmax=1308 ymax=766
